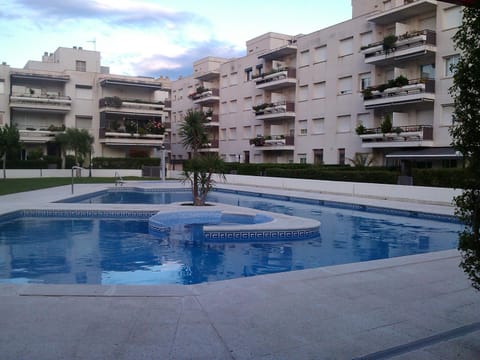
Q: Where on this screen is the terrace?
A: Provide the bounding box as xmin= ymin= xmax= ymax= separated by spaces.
xmin=10 ymin=93 xmax=72 ymax=113
xmin=253 ymin=101 xmax=296 ymax=120
xmin=254 ymin=67 xmax=297 ymax=91
xmin=358 ymin=124 xmax=433 ymax=148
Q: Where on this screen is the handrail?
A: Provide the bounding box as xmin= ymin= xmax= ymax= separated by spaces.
xmin=71 ymin=166 xmax=84 ymax=194
xmin=114 ymin=171 xmax=124 ymax=187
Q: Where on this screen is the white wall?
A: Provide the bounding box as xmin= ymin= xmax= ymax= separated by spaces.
xmin=3 ymin=169 xmax=142 ymax=178
xmin=167 ymin=172 xmax=460 ymax=206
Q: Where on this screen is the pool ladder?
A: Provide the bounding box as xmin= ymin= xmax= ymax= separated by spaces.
xmin=115 ymin=171 xmax=125 ymax=187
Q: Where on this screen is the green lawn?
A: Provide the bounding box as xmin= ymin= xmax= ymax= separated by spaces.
xmin=0 ymin=177 xmax=144 ymax=196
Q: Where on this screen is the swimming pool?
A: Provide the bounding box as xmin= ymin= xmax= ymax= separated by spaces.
xmin=0 ymin=188 xmax=462 ymax=285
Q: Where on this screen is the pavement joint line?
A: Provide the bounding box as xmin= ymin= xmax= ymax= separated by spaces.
xmin=351 ymin=321 xmax=480 ymax=360
xmin=18 ymin=294 xmax=195 ymax=298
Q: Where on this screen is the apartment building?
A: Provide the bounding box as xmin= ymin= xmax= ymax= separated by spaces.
xmin=171 ymin=0 xmax=464 ymax=168
xmin=0 ymin=46 xmax=171 ymax=164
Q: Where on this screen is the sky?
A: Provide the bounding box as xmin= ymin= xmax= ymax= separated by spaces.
xmin=0 ymin=0 xmax=352 ymax=80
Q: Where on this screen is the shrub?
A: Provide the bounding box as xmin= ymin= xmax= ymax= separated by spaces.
xmin=92 ymin=157 xmax=160 ymax=169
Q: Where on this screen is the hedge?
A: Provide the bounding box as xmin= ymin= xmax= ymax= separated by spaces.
xmin=264 ymin=167 xmax=399 ymax=184
xmin=412 ymin=168 xmax=467 ymax=188
xmin=92 ymin=157 xmax=160 ymax=169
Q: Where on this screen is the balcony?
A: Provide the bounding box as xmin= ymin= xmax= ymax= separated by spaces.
xmin=204 ymin=114 xmax=219 ymax=127
xmin=249 ymin=135 xmax=295 ymax=151
xmin=253 ymin=101 xmax=296 ymax=121
xmin=18 ymin=129 xmax=63 ymax=144
xmin=194 ymin=69 xmax=220 ymax=82
xmin=99 ymin=97 xmax=165 ymax=116
xmin=361 ymin=30 xmax=436 ymax=66
xmin=367 ymin=0 xmax=437 ymax=25
xmin=254 ymin=68 xmax=297 ymax=91
xmin=10 ymin=93 xmax=72 ymax=113
xmin=359 ymin=125 xmax=433 ymax=148
xmin=258 ymin=44 xmax=297 ymax=61
xmin=99 ymin=130 xmax=165 ymax=147
xmin=199 ymin=139 xmax=219 ymax=152
xmin=190 ymin=88 xmax=220 ymax=105
xmin=363 ymin=79 xmax=435 ymax=110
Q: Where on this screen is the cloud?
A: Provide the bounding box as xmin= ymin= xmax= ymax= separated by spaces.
xmin=9 ymin=0 xmax=201 ymax=27
xmin=128 ymin=40 xmax=245 ymax=80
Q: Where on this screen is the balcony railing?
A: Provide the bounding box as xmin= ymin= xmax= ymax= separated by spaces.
xmin=253 ymin=101 xmax=296 ymax=120
xmin=361 ymin=30 xmax=436 ymax=65
xmin=363 ymin=79 xmax=435 ymax=110
xmin=99 ymin=97 xmax=165 ymax=115
xmin=190 ymin=88 xmax=220 ymax=104
xmin=10 ymin=93 xmax=72 ymax=112
xmin=204 ymin=114 xmax=219 ymax=127
xmin=250 ymin=135 xmax=295 ymax=150
xmin=18 ymin=129 xmax=64 ymax=143
xmin=367 ymin=0 xmax=437 ymax=25
xmin=254 ymin=68 xmax=297 ymax=90
xmin=99 ymin=129 xmax=165 ymax=147
xmin=199 ymin=139 xmax=219 ymax=151
xmin=359 ymin=125 xmax=433 ymax=148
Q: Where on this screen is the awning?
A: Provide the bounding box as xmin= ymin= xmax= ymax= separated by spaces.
xmin=385 ymin=147 xmax=463 ymax=160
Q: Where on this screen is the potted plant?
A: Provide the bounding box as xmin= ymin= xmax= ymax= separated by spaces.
xmin=380 ymin=114 xmax=393 ymax=134
xmin=355 ymin=123 xmax=367 ymax=135
xmin=382 ymin=34 xmax=398 ymax=52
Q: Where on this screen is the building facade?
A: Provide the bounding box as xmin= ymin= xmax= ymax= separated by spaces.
xmin=0 ymin=46 xmax=171 ymax=164
xmin=0 ymin=0 xmax=464 ymax=169
xmin=170 ymin=0 xmax=464 ymax=168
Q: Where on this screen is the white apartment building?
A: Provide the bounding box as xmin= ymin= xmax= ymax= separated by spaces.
xmin=171 ymin=0 xmax=464 ymax=168
xmin=0 ymin=46 xmax=171 ymax=164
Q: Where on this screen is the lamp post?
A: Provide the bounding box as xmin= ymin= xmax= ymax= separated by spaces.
xmin=160 ymin=144 xmax=166 ymax=182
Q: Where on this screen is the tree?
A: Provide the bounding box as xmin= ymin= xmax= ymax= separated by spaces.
xmin=449 ymin=5 xmax=480 ymax=290
xmin=56 ymin=128 xmax=94 ymax=169
xmin=178 ymin=110 xmax=225 ymax=205
xmin=0 ymin=124 xmax=20 ymax=179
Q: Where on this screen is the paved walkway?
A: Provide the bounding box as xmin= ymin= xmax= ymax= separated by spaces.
xmin=0 ymin=182 xmax=479 ymax=359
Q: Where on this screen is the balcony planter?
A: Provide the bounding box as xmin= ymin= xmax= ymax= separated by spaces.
xmin=382 ymin=35 xmax=398 ymax=52
xmin=355 ymin=124 xmax=367 ymax=135
xmin=380 ymin=115 xmax=393 ymax=134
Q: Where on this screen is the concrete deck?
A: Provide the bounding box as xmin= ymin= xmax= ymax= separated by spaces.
xmin=1 ymin=182 xmax=479 ymax=359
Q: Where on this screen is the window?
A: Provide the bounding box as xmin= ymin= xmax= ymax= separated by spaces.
xmin=360 ymin=32 xmax=373 ymax=48
xmin=299 ymin=85 xmax=309 ymax=101
xmin=244 ymin=96 xmax=252 ymax=111
xmin=0 ymin=112 xmax=3 ymax=125
xmin=299 ymin=120 xmax=308 ymax=135
xmin=445 ymin=55 xmax=460 ymax=77
xmin=338 ymin=76 xmax=353 ymax=95
xmin=357 ymin=113 xmax=371 ymax=129
xmin=443 ymin=6 xmax=462 ymax=30
xmin=300 ymin=50 xmax=310 ymax=67
xmin=313 ymin=82 xmax=326 ymax=99
xmin=75 ymin=60 xmax=86 ymax=72
xmin=441 ymin=105 xmax=455 ymax=126
xmin=337 ymin=115 xmax=351 ymax=133
xmin=220 ymin=128 xmax=227 ymax=141
xmin=220 ymin=101 xmax=228 ymax=114
xmin=230 ymin=99 xmax=237 ymax=113
xmin=312 ymin=117 xmax=325 ymax=134
xmin=338 ymin=148 xmax=346 ymax=165
xmin=254 ymin=124 xmax=262 ymax=137
xmin=313 ymin=149 xmax=323 ymax=165
xmin=298 ymin=153 xmax=307 ymax=164
xmin=221 ymin=75 xmax=228 ymax=88
xmin=0 ymin=79 xmax=4 ymax=94
xmin=243 ymin=126 xmax=252 ymax=139
xmin=75 ymin=85 xmax=92 ymax=99
xmin=256 ymin=64 xmax=263 ymax=77
xmin=314 ymin=46 xmax=327 ymax=63
xmin=228 ymin=127 xmax=237 ymax=140
xmin=75 ymin=116 xmax=92 ymax=129
xmin=245 ymin=67 xmax=253 ymax=81
xmin=339 ymin=37 xmax=353 ymax=57
xmin=359 ymin=73 xmax=371 ymax=90
xmin=420 ymin=64 xmax=435 ymax=79
xmin=230 ymin=72 xmax=238 ymax=86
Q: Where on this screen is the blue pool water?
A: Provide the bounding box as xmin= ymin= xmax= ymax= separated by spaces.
xmin=0 ymin=189 xmax=462 ymax=285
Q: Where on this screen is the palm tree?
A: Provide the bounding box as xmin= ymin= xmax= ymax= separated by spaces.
xmin=56 ymin=128 xmax=94 ymax=168
xmin=0 ymin=124 xmax=20 ymax=179
xmin=178 ymin=110 xmax=225 ymax=205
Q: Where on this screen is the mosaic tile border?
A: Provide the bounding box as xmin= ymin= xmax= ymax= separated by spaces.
xmin=20 ymin=209 xmax=157 ymax=219
xmin=204 ymin=228 xmax=319 ymax=242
